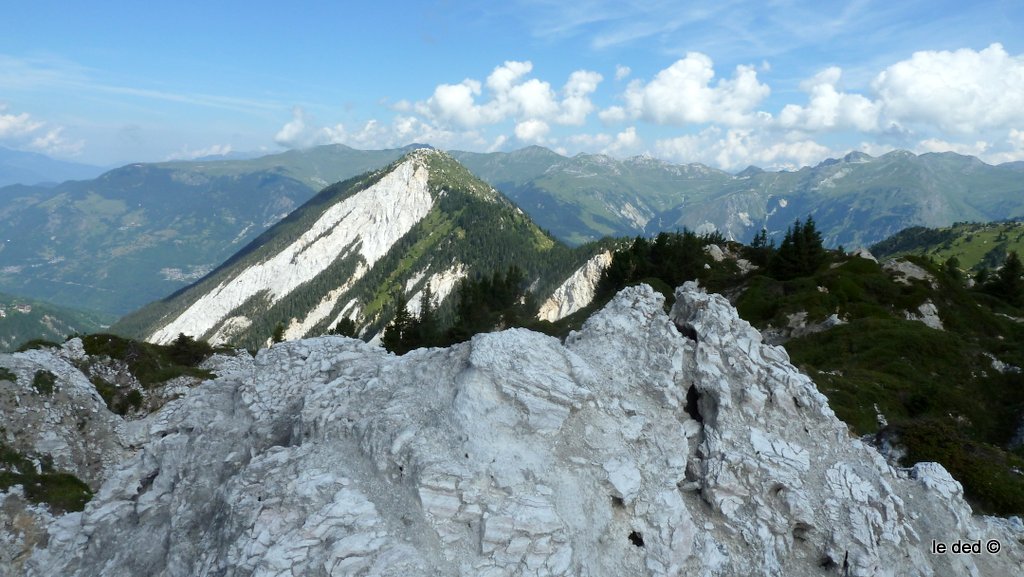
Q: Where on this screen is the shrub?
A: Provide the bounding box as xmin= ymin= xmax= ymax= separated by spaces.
xmin=896 ymin=418 xmax=1024 ymax=516
xmin=0 ymin=442 xmax=92 ymax=513
xmin=81 ymin=334 xmax=213 ymax=388
xmin=15 ymin=339 xmax=60 ymax=352
xmin=32 ymin=370 xmax=56 ymax=396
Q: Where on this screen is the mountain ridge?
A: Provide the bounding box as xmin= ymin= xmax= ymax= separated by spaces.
xmin=3 ymin=142 xmax=1022 ymax=324
xmin=0 ymin=146 xmax=104 ymax=188
xmin=114 ymin=149 xmax=596 ymax=349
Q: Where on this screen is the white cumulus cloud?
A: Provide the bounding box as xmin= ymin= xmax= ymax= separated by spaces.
xmin=165 ymin=143 xmax=234 ymax=161
xmin=514 ymin=119 xmax=550 ymax=142
xmin=778 ymin=67 xmax=880 ymax=132
xmin=566 ymin=126 xmax=641 ymax=156
xmin=618 ymin=53 xmax=770 ymax=127
xmin=0 ymin=107 xmax=44 ymax=138
xmin=418 ymin=61 xmax=603 ymax=130
xmin=915 ymin=138 xmax=990 ymax=157
xmin=872 ymin=43 xmax=1024 ymax=134
xmin=0 ymin=105 xmax=82 ymax=156
xmin=656 ymin=127 xmax=830 ymax=171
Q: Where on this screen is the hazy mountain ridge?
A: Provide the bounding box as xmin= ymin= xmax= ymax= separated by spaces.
xmin=454 ymin=146 xmax=1024 ymax=249
xmin=454 ymin=148 xmax=733 ymax=244
xmin=653 ymin=149 xmax=1024 ymax=248
xmin=3 ymin=143 xmax=1022 ymax=324
xmin=0 ymin=147 xmax=104 ymax=188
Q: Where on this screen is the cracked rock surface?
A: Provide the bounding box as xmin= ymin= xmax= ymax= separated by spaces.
xmin=4 ymin=283 xmax=1023 ymax=576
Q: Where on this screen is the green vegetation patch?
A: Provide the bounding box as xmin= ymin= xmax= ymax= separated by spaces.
xmin=31 ymin=369 xmax=56 ymax=396
xmin=736 ymin=254 xmax=933 ymax=328
xmin=873 ymin=220 xmax=1024 ymax=273
xmin=15 ymin=339 xmax=61 ymax=352
xmin=0 ymin=442 xmax=93 ymax=513
xmin=89 ymin=375 xmax=144 ymax=416
xmin=0 ymin=366 xmax=15 ymax=382
xmin=896 ymin=418 xmax=1024 ymax=516
xmin=787 ymin=318 xmax=983 ymax=432
xmin=81 ymin=333 xmax=213 ymax=388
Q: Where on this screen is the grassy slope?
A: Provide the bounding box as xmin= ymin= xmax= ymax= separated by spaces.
xmin=871 ymin=220 xmax=1024 ymax=271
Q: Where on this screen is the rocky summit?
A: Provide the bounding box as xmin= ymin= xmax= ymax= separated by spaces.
xmin=3 ymin=283 xmax=1023 ymax=576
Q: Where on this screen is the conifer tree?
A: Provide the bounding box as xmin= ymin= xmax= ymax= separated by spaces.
xmin=987 ymin=251 xmax=1024 ymax=307
xmin=329 ymin=318 xmax=357 ymax=338
xmin=381 ymin=293 xmax=413 ymax=354
xmin=271 ymin=322 xmax=285 ymax=344
xmin=768 ymin=216 xmax=827 ymax=280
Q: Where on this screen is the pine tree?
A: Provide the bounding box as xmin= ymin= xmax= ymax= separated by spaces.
xmin=329 ymin=318 xmax=357 ymax=338
xmin=768 ymin=216 xmax=827 ymax=280
xmin=408 ymin=282 xmax=440 ymax=348
xmin=381 ymin=294 xmax=413 ymax=354
xmin=800 ymin=215 xmax=826 ymax=273
xmin=748 ymin=227 xmax=774 ymax=267
xmin=271 ymin=322 xmax=285 ymax=344
xmin=987 ymin=251 xmax=1024 ymax=307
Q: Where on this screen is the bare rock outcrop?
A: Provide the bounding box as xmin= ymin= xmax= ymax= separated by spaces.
xmin=3 ymin=284 xmax=1022 ymax=576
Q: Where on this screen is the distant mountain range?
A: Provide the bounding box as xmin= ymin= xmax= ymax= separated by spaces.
xmin=0 ymin=290 xmax=114 ymax=351
xmin=3 ymin=143 xmax=1024 ymax=321
xmin=0 ymin=145 xmax=415 ymax=315
xmin=0 ymin=147 xmax=105 ymax=187
xmin=457 ymin=147 xmax=1024 ymax=248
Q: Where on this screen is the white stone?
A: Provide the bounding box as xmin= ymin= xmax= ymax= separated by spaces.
xmin=5 ymin=284 xmax=1023 ymax=577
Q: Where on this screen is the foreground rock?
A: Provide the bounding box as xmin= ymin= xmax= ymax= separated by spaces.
xmin=3 ymin=284 xmax=1023 ymax=576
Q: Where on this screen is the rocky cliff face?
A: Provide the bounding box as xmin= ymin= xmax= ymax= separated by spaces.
xmin=3 ymin=284 xmax=1023 ymax=576
xmin=149 ymin=152 xmax=436 ymax=345
xmin=537 ymin=250 xmax=612 ymax=322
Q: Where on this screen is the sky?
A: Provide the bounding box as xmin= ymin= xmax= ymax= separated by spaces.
xmin=2 ymin=0 xmax=1024 ymax=171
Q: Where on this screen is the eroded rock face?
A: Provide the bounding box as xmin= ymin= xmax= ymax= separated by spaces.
xmin=0 ymin=342 xmax=128 ymax=489
xmin=537 ymin=250 xmax=613 ymax=322
xmin=5 ymin=284 xmax=1023 ymax=576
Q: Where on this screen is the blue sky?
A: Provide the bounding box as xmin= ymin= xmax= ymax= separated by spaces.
xmin=2 ymin=0 xmax=1024 ymax=170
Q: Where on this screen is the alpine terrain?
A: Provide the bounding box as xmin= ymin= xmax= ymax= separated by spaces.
xmin=2 ymin=283 xmax=1022 ymax=576
xmin=0 ymin=144 xmax=413 ymax=315
xmin=457 ymin=147 xmax=1024 ymax=249
xmin=114 ymin=148 xmax=598 ymax=350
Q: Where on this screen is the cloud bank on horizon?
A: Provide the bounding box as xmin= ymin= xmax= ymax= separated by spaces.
xmin=2 ymin=1 xmax=1024 ymax=171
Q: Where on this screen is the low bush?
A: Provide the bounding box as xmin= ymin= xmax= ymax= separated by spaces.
xmin=32 ymin=370 xmax=56 ymax=396
xmin=0 ymin=442 xmax=92 ymax=513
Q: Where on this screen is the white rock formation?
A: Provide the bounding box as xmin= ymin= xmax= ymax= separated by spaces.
xmin=0 ymin=342 xmax=128 ymax=489
xmin=761 ymin=311 xmax=847 ymax=345
xmin=4 ymin=285 xmax=1023 ymax=576
xmin=704 ymin=244 xmax=726 ymax=262
xmin=406 ymin=264 xmax=468 ymax=318
xmin=537 ymin=251 xmax=612 ymax=322
xmin=851 ymin=248 xmax=877 ymax=262
xmin=150 ymin=152 xmax=436 ymax=344
xmin=905 ymin=300 xmax=944 ymax=330
xmin=883 ymin=259 xmax=936 ymax=287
